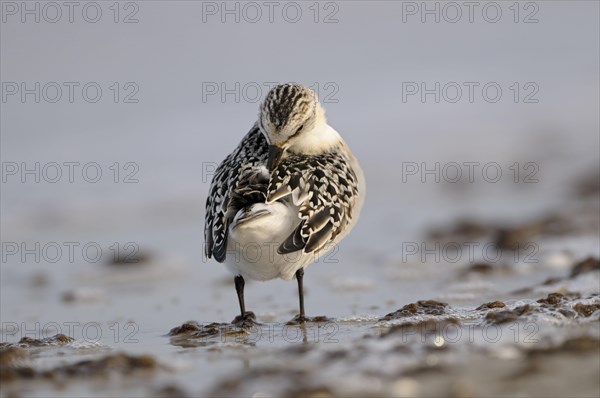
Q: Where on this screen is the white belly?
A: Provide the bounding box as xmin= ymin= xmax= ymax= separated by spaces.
xmin=225 ymin=202 xmax=311 ymax=281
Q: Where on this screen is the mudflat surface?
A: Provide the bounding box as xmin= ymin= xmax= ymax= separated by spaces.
xmin=2 ymin=2 xmax=599 ymax=396
xmin=2 ymin=188 xmax=599 ymax=397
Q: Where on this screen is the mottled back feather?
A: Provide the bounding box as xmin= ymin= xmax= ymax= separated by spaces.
xmin=205 ymin=127 xmax=359 ymax=261
xmin=204 ymin=125 xmax=268 ymax=262
xmin=266 ymin=150 xmax=359 ymax=255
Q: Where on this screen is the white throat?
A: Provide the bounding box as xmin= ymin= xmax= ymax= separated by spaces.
xmin=290 ymin=123 xmax=342 ymax=155
xmin=288 ymin=105 xmax=342 ymax=155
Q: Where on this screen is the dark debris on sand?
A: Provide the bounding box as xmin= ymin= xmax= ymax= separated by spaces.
xmin=536 ymin=292 xmax=581 ymax=306
xmin=168 ymin=321 xmax=242 ymax=338
xmin=426 ymin=215 xmax=574 ymax=251
xmin=19 ymin=334 xmax=74 ymax=347
xmin=0 ymin=335 xmax=75 ymax=382
xmin=538 ymin=291 xmax=600 ymax=318
xmin=573 ymin=303 xmax=600 ymax=317
xmin=460 ymin=262 xmax=515 ymax=278
xmin=285 ymin=386 xmax=335 ymax=398
xmin=1 ymin=334 xmax=158 ymax=383
xmin=168 ymin=321 xmax=253 ymax=347
xmin=168 ymin=321 xmax=207 ymax=336
xmin=1 ymin=346 xmax=157 ymax=383
xmin=286 ymin=315 xmax=332 ymax=326
xmin=494 ymin=215 xmax=572 ymax=250
xmin=427 ymin=220 xmax=491 ymax=241
xmin=476 ymin=301 xmax=507 ymax=310
xmin=463 ymin=262 xmax=494 ymax=275
xmin=107 ymin=251 xmax=153 ymax=266
xmin=485 ymin=304 xmax=533 ymax=324
xmin=512 ymin=257 xmax=600 ymax=295
xmin=480 ymin=292 xmax=599 ymax=323
xmin=49 ymin=353 xmax=157 ymax=377
xmin=570 ymin=256 xmax=600 ymax=278
xmin=380 ymin=300 xmax=448 ymax=321
xmin=0 ymin=346 xmax=31 ymax=382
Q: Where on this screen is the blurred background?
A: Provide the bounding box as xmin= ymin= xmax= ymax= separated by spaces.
xmin=1 ymin=1 xmax=599 ymax=397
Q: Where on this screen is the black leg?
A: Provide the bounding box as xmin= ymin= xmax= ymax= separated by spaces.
xmin=288 ymin=268 xmax=330 ymax=325
xmin=234 ymin=275 xmax=245 ymax=317
xmin=296 ymin=268 xmax=305 ymax=320
xmin=232 ymin=275 xmax=256 ymax=325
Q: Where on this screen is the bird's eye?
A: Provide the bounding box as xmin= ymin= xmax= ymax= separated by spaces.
xmin=296 ymin=125 xmax=304 ymax=133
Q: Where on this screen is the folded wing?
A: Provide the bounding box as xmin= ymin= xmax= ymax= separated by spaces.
xmin=204 ymin=125 xmax=269 ymax=262
xmin=267 ymin=151 xmax=359 ymax=255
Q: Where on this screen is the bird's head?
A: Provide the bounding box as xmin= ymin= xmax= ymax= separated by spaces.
xmin=258 ymin=83 xmax=327 ymax=170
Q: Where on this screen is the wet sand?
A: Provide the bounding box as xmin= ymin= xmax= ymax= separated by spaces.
xmin=2 ymin=185 xmax=599 ymax=397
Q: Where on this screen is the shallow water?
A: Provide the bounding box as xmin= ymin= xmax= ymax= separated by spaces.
xmin=2 ymin=196 xmax=599 ymax=396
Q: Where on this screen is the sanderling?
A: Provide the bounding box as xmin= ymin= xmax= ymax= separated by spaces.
xmin=204 ymin=83 xmax=365 ymax=323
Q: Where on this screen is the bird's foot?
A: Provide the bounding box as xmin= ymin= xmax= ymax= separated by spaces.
xmin=287 ymin=314 xmax=307 ymax=325
xmin=232 ymin=311 xmax=258 ymax=327
xmin=286 ymin=314 xmax=332 ymax=325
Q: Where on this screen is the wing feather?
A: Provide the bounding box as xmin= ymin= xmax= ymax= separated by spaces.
xmin=204 ymin=125 xmax=269 ymax=262
xmin=278 ymin=223 xmax=306 ymax=254
xmin=206 ymin=128 xmax=360 ymax=262
xmin=268 ymin=150 xmax=359 ymax=255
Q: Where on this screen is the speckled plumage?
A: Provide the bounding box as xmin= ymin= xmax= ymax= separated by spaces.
xmin=267 ymin=149 xmax=360 ymax=254
xmin=204 ymin=125 xmax=269 ymax=262
xmin=204 ymin=82 xmax=364 ymax=321
xmin=204 ymin=125 xmax=362 ymax=271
